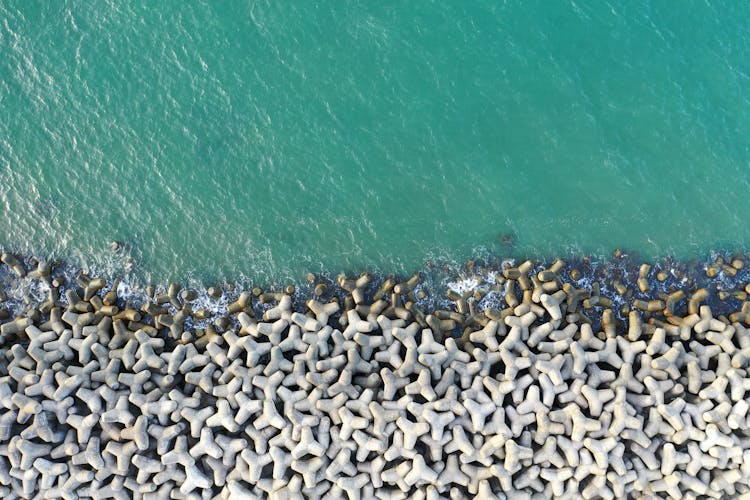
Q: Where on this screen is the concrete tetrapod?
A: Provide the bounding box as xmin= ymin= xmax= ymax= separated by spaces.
xmin=0 ymin=257 xmax=748 ymax=498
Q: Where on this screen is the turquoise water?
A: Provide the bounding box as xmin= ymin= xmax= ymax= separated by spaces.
xmin=1 ymin=1 xmax=750 ymax=285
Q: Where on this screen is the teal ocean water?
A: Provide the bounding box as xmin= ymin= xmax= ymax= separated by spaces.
xmin=1 ymin=1 xmax=750 ymax=285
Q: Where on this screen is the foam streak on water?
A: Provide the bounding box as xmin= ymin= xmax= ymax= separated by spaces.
xmin=1 ymin=2 xmax=750 ymax=284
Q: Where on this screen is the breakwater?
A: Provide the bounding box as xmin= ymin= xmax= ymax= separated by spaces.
xmin=0 ymin=251 xmax=749 ymax=498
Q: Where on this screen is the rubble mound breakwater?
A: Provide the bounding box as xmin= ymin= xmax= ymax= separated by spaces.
xmin=0 ymin=252 xmax=749 ymax=498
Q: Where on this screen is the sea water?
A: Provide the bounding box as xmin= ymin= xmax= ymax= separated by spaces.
xmin=1 ymin=1 xmax=750 ymax=287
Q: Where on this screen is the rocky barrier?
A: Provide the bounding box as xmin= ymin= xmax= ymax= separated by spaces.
xmin=0 ymin=252 xmax=749 ymax=498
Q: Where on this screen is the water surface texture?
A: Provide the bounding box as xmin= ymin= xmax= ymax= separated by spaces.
xmin=1 ymin=1 xmax=750 ymax=284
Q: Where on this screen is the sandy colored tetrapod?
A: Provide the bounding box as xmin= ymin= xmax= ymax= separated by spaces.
xmin=0 ymin=256 xmax=748 ymax=498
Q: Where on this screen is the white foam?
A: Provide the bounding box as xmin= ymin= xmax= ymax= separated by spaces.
xmin=1 ymin=276 xmax=50 ymax=315
xmin=446 ymin=277 xmax=480 ymax=295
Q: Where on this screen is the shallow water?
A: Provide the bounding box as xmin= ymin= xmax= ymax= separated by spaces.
xmin=1 ymin=1 xmax=750 ymax=285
